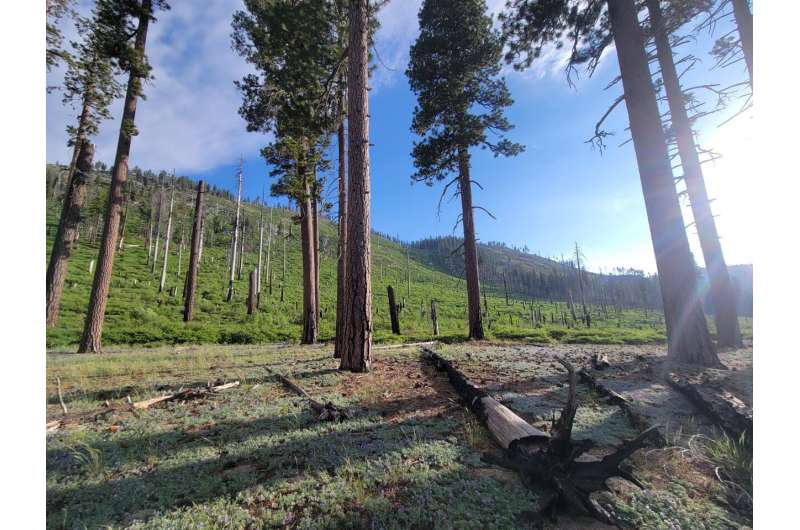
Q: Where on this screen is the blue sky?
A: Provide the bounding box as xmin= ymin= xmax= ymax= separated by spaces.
xmin=46 ymin=0 xmax=754 ymax=273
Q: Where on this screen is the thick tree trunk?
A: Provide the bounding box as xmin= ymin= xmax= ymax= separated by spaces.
xmin=335 ymin=112 xmax=347 ymax=359
xmin=300 ymin=160 xmax=318 ymax=344
xmin=731 ymin=0 xmax=753 ymax=87
xmin=607 ymin=0 xmax=718 ymax=366
xmin=184 ymin=181 xmax=205 ymax=322
xmin=647 ymin=0 xmax=742 ymax=348
xmin=78 ymin=1 xmax=151 ymax=353
xmin=158 ymin=179 xmax=175 ymax=293
xmin=387 ymin=285 xmax=401 ymax=334
xmin=458 ymin=147 xmax=485 ymax=340
xmin=431 ymin=299 xmax=440 ymax=336
xmin=46 ymin=142 xmax=94 ymax=327
xmin=247 ymin=269 xmax=256 ymax=315
xmin=339 ymin=0 xmax=372 ymax=372
xmin=227 ymin=164 xmax=243 ymax=302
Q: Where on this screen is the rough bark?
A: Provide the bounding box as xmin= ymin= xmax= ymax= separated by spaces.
xmin=334 ymin=110 xmax=348 ymax=359
xmin=78 ymin=2 xmax=151 ymax=353
xmin=46 ymin=142 xmax=94 ymax=327
xmin=647 ymin=0 xmax=742 ymax=348
xmin=300 ymin=161 xmax=318 ymax=344
xmin=387 ymin=285 xmax=401 ymax=334
xmin=227 ymin=163 xmax=243 ymax=302
xmin=312 ymin=188 xmax=321 ymax=330
xmin=339 ymin=0 xmax=372 ymax=372
xmin=731 ymin=0 xmax=753 ymax=87
xmin=158 ymin=179 xmax=175 ymax=293
xmin=183 ymin=180 xmax=205 ymax=322
xmin=607 ymin=0 xmax=718 ymax=366
xmin=458 ymin=147 xmax=484 ymax=340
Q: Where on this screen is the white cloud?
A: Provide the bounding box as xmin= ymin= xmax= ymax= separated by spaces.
xmin=46 ymin=0 xmax=263 ymax=173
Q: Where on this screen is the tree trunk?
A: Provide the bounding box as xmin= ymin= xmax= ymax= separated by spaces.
xmin=117 ymin=199 xmax=128 ymax=252
xmin=431 ymin=299 xmax=440 ymax=336
xmin=300 ymin=159 xmax=318 ymax=344
xmin=151 ymin=185 xmax=163 ymax=274
xmin=312 ymin=186 xmax=321 ymax=330
xmin=158 ymin=178 xmax=175 ymax=293
xmin=339 ymin=0 xmax=373 ymax=372
xmin=247 ymin=269 xmax=256 ymax=315
xmin=266 ymin=208 xmax=273 ymax=296
xmin=387 ymin=285 xmax=400 ymax=334
xmin=457 ymin=147 xmax=485 ymax=340
xmin=78 ymin=1 xmax=152 ymax=353
xmin=46 ymin=142 xmax=94 ymax=327
xmin=647 ymin=0 xmax=742 ymax=349
xmin=176 ymin=232 xmax=183 ymax=277
xmin=281 ymin=226 xmax=286 ymax=303
xmin=184 ymin=180 xmax=205 ymax=322
xmin=503 ymin=271 xmax=509 ymax=305
xmin=731 ymin=0 xmax=753 ymax=87
xmin=406 ymin=247 xmax=411 ymax=299
xmin=227 ymin=163 xmax=243 ymax=302
xmin=335 ymin=109 xmax=348 ymax=359
xmin=237 ymin=222 xmax=246 ymax=281
xmin=607 ymin=0 xmax=718 ymax=366
xmin=146 ymin=191 xmax=158 ymax=264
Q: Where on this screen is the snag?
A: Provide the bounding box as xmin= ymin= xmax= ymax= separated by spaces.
xmin=422 ymin=347 xmax=660 ymax=524
xmin=265 ymin=367 xmax=349 ymax=422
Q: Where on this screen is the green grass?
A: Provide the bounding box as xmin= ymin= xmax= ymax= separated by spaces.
xmin=47 ymin=175 xmax=750 ymax=350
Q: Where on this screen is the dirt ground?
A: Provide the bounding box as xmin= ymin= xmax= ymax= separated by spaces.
xmin=46 ymin=341 xmax=753 ymax=529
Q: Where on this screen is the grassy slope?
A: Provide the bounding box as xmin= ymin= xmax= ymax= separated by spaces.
xmin=46 ymin=176 xmax=695 ymax=349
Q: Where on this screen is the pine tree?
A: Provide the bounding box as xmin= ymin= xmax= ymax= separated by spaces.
xmin=407 ymin=0 xmax=523 ymax=340
xmin=79 ymin=0 xmax=169 ymax=353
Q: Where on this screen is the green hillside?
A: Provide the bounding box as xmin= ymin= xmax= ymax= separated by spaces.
xmin=46 ymin=165 xmax=679 ymax=349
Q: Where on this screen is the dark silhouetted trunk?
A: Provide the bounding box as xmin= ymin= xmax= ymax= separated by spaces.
xmin=503 ymin=271 xmax=509 ymax=305
xmin=46 ymin=142 xmax=94 ymax=327
xmin=334 ymin=111 xmax=347 ymax=359
xmin=387 ymin=285 xmax=400 ymax=334
xmin=731 ymin=0 xmax=753 ymax=86
xmin=607 ymin=0 xmax=718 ymax=366
xmin=647 ymin=0 xmax=742 ymax=348
xmin=78 ymin=1 xmax=151 ymax=353
xmin=247 ymin=269 xmax=256 ymax=315
xmin=184 ymin=180 xmax=205 ymax=322
xmin=458 ymin=147 xmax=484 ymax=339
xmin=431 ymin=299 xmax=439 ymax=336
xmin=339 ymin=0 xmax=372 ymax=372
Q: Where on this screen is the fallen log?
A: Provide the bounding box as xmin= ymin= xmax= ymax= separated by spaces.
xmin=265 ymin=368 xmax=349 ymax=422
xmin=666 ymin=372 xmax=752 ymax=438
xmin=422 ymin=347 xmax=660 ymax=525
xmin=132 ymin=381 xmax=240 ymax=410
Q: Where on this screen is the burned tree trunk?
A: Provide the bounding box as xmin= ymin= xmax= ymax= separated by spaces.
xmin=183 ymin=181 xmax=205 ymax=322
xmin=387 ymin=285 xmax=400 ymax=335
xmin=731 ymin=0 xmax=753 ymax=86
xmin=458 ymin=148 xmax=484 ymax=340
xmin=158 ymin=178 xmax=175 ymax=293
xmin=647 ymin=0 xmax=742 ymax=349
xmin=339 ymin=0 xmax=373 ymax=373
xmin=431 ymin=299 xmax=440 ymax=336
xmin=78 ymin=2 xmax=152 ymax=353
xmin=46 ymin=142 xmax=94 ymax=327
xmin=247 ymin=269 xmax=256 ymax=315
xmin=607 ymin=0 xmax=718 ymax=366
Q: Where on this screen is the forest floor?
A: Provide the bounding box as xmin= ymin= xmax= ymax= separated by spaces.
xmin=46 ymin=341 xmax=753 ymax=529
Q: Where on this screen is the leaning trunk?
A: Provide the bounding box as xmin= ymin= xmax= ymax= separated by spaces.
xmin=183 ymin=180 xmax=205 ymax=322
xmin=647 ymin=0 xmax=742 ymax=348
xmin=607 ymin=0 xmax=718 ymax=365
xmin=457 ymin=147 xmax=484 ymax=340
xmin=46 ymin=142 xmax=94 ymax=327
xmin=339 ymin=0 xmax=372 ymax=372
xmin=78 ymin=1 xmax=151 ymax=353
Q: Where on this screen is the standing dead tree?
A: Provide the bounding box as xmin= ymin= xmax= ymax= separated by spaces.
xmin=183 ymin=180 xmax=205 ymax=322
xmin=226 ymin=159 xmax=243 ymax=302
xmin=430 ymin=299 xmax=440 ymax=336
xmin=247 ymin=269 xmax=256 ymax=315
xmin=158 ymin=175 xmax=175 ymax=293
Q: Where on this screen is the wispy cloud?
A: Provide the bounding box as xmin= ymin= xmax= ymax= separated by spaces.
xmin=46 ymin=0 xmax=263 ymax=174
